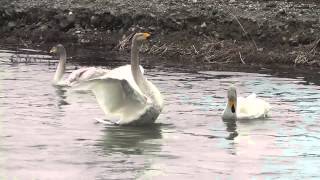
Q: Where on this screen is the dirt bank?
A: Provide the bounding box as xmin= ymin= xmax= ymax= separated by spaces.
xmin=1 ymin=0 xmax=320 ymax=68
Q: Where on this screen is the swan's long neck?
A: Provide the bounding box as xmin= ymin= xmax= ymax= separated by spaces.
xmin=53 ymin=49 xmax=66 ymax=84
xmin=131 ymin=39 xmax=145 ymax=88
xmin=131 ymin=38 xmax=161 ymax=109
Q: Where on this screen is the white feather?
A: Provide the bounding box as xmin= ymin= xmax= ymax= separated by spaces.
xmin=236 ymin=93 xmax=271 ymax=119
xmin=59 ymin=67 xmax=109 ymax=86
xmin=72 ymin=33 xmax=163 ymax=125
xmin=50 ymin=44 xmax=109 ymax=86
xmin=222 ymin=86 xmax=270 ymax=120
xmin=73 ymin=65 xmax=162 ymax=125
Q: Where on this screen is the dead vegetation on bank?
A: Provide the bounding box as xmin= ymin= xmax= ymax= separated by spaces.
xmin=293 ymin=39 xmax=320 ymax=66
xmin=113 ymin=31 xmax=320 ymax=67
xmin=113 ymin=12 xmax=320 ymax=68
xmin=1 ymin=0 xmax=320 ymax=68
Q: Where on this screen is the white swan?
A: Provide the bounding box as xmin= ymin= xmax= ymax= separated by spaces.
xmin=74 ymin=33 xmax=164 ymax=125
xmin=50 ymin=44 xmax=108 ymax=86
xmin=222 ymin=85 xmax=270 ymax=120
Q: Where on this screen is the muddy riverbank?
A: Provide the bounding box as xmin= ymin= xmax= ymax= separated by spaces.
xmin=1 ymin=0 xmax=320 ymax=68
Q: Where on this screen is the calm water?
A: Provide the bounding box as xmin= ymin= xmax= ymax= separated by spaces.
xmin=0 ymin=47 xmax=320 ymax=179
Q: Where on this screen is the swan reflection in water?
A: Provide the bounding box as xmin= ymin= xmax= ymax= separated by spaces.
xmin=222 ymin=118 xmax=238 ymax=140
xmin=97 ymin=124 xmax=163 ymax=155
xmin=54 ymin=86 xmax=69 ymax=108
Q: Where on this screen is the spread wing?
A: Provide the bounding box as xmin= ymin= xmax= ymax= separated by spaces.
xmin=72 ymin=65 xmax=149 ymax=124
xmin=66 ymin=67 xmax=108 ymax=85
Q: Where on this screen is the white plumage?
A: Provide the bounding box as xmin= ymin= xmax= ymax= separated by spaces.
xmin=59 ymin=67 xmax=108 ymax=86
xmin=222 ymin=86 xmax=270 ymax=120
xmin=50 ymin=44 xmax=108 ymax=86
xmin=74 ymin=33 xmax=164 ymax=125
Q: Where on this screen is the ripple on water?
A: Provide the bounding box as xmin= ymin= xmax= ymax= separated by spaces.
xmin=0 ymin=48 xmax=320 ymax=179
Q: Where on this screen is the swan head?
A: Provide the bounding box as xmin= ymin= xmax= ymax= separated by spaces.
xmin=133 ymin=32 xmax=151 ymax=43
xmin=227 ymin=85 xmax=237 ymax=113
xmin=222 ymin=85 xmax=238 ymax=120
xmin=50 ymin=44 xmax=66 ymax=55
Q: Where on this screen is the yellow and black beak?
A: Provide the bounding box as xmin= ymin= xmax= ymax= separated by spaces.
xmin=229 ymin=100 xmax=236 ymax=113
xmin=143 ymin=32 xmax=151 ymax=40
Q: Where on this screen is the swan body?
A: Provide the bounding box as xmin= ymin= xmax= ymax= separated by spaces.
xmin=222 ymin=86 xmax=270 ymax=120
xmin=74 ymin=33 xmax=164 ymax=125
xmin=50 ymin=44 xmax=108 ymax=86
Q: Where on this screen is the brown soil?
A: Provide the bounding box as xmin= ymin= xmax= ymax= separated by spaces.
xmin=1 ymin=0 xmax=320 ymax=69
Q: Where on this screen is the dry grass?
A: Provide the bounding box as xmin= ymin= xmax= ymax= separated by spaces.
xmin=294 ymin=38 xmax=320 ymax=65
xmin=115 ymin=32 xmax=135 ymax=51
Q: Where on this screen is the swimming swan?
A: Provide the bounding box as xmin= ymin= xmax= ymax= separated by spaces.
xmin=74 ymin=33 xmax=164 ymax=125
xmin=222 ymin=85 xmax=270 ymax=120
xmin=50 ymin=44 xmax=108 ymax=86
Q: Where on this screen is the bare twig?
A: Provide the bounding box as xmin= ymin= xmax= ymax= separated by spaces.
xmin=227 ymin=10 xmax=258 ymax=51
xmin=192 ymin=45 xmax=199 ymax=54
xmin=309 ymin=38 xmax=320 ymax=54
xmin=161 ymin=47 xmax=168 ymax=55
xmin=239 ymin=51 xmax=246 ymax=64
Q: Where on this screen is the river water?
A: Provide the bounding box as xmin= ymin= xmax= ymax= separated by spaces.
xmin=0 ymin=47 xmax=319 ymax=179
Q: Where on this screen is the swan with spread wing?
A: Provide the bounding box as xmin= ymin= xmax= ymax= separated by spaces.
xmin=75 ymin=33 xmax=164 ymax=125
xmin=50 ymin=44 xmax=109 ymax=86
xmin=222 ymin=85 xmax=270 ymax=120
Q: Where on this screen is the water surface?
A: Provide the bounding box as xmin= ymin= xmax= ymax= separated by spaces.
xmin=0 ymin=47 xmax=319 ymax=179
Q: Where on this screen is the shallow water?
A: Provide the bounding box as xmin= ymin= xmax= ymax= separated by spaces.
xmin=0 ymin=48 xmax=320 ymax=179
